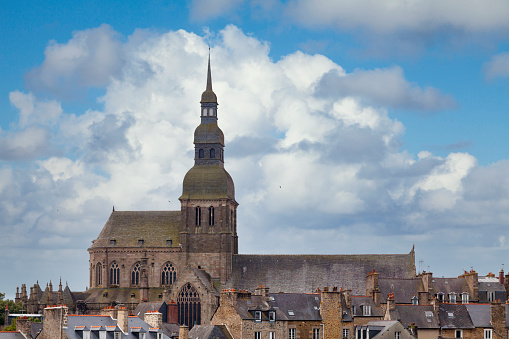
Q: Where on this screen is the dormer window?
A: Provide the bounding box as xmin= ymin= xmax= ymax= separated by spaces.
xmin=363 ymin=305 xmax=371 ymax=316
xmin=255 ymin=311 xmax=262 ymax=322
xmin=462 ymin=293 xmax=469 ymax=304
xmin=437 ymin=292 xmax=444 ymax=302
xmin=269 ymin=311 xmax=276 ymax=322
xmin=449 ymin=293 xmax=457 ymax=303
xmin=110 ymin=239 xmax=116 ymax=246
xmin=412 ymin=296 xmax=418 ymax=305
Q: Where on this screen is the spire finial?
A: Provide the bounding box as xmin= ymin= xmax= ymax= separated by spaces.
xmin=206 ymin=49 xmax=213 ymax=92
xmin=201 ymin=48 xmax=217 ymax=103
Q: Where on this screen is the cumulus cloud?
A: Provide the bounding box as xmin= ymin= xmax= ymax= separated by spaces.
xmin=189 ymin=0 xmax=245 ymax=21
xmin=484 ymin=52 xmax=509 ymax=80
xmin=2 ymin=25 xmax=509 ymax=295
xmin=316 ymin=66 xmax=456 ymax=111
xmin=25 ymin=24 xmax=124 ymax=97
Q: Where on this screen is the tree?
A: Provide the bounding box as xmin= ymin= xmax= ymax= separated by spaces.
xmin=0 ymin=292 xmax=22 ymax=327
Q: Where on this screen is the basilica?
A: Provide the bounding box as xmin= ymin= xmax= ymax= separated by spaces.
xmin=16 ymin=57 xmax=416 ymax=328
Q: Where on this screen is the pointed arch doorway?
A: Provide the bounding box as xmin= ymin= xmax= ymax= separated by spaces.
xmin=177 ymin=283 xmax=201 ymax=328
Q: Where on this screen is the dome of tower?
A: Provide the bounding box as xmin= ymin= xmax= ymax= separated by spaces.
xmin=201 ymin=89 xmax=217 ymax=103
xmin=194 ymin=122 xmax=224 ymax=145
xmin=180 ymin=165 xmax=235 ymax=200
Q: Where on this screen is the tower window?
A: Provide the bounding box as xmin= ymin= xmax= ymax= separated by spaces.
xmin=195 ymin=207 xmax=201 ymax=226
xmin=166 ymin=239 xmax=172 ymax=246
xmin=208 ymin=108 xmax=214 ymax=116
xmin=131 ymin=262 xmax=141 ymax=286
xmin=209 ymin=206 xmax=215 ymax=226
xmin=96 ymin=263 xmax=102 ymax=287
xmin=210 ymin=148 xmax=215 ymax=158
xmin=110 ymin=262 xmax=119 ymax=285
xmin=198 ymin=149 xmax=204 ymax=159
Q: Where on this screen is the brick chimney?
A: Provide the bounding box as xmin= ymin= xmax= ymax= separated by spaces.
xmin=167 ymin=301 xmax=178 ymax=324
xmin=253 ymin=285 xmax=270 ymax=300
xmin=117 ymin=307 xmax=128 ymax=333
xmin=499 ymin=269 xmax=504 ymax=285
xmin=144 ymin=311 xmax=162 ymax=329
xmin=320 ymin=287 xmax=342 ymax=339
xmin=490 ymin=301 xmax=505 ymax=337
xmin=220 ymin=289 xmax=238 ymax=308
xmin=41 ymin=306 xmax=68 ymax=339
xmin=179 ymin=325 xmax=189 ymax=339
xmin=462 ymin=270 xmax=479 ymax=301
xmin=366 ymin=270 xmax=379 ymax=296
xmin=418 ymin=291 xmax=429 ymax=305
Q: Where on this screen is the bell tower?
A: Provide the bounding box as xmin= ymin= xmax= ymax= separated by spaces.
xmin=179 ymin=55 xmax=238 ymax=284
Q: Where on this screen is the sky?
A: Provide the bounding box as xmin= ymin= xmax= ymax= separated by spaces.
xmin=1 ymin=0 xmax=509 ymax=299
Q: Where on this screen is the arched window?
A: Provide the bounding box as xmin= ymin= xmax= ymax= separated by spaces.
xmin=96 ymin=263 xmax=102 ymax=287
xmin=210 ymin=148 xmax=215 ymax=158
xmin=161 ymin=262 xmax=177 ymax=285
xmin=131 ymin=262 xmax=141 ymax=286
xmin=110 ymin=262 xmax=119 ymax=285
xmin=209 ymin=206 xmax=214 ymax=226
xmin=178 ymin=283 xmax=201 ymax=329
xmin=195 ymin=207 xmax=201 ymax=226
xmin=208 ymin=108 xmax=213 ymax=116
xmin=198 ymin=149 xmax=204 ymax=159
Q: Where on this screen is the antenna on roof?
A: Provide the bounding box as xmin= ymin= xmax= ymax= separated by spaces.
xmin=112 ymin=205 xmax=115 ymax=212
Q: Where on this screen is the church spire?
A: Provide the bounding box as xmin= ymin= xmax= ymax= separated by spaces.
xmin=200 ymin=51 xmax=217 ymax=104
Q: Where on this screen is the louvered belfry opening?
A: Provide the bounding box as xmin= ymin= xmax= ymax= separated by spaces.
xmin=177 ymin=283 xmax=201 ymax=329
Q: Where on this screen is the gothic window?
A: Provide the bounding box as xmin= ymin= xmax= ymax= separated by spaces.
xmin=96 ymin=263 xmax=102 ymax=287
xmin=110 ymin=262 xmax=119 ymax=285
xmin=210 ymin=148 xmax=215 ymax=158
xmin=198 ymin=149 xmax=204 ymax=159
xmin=177 ymin=283 xmax=201 ymax=329
xmin=131 ymin=262 xmax=141 ymax=286
xmin=161 ymin=262 xmax=177 ymax=286
xmin=195 ymin=207 xmax=201 ymax=226
xmin=209 ymin=206 xmax=214 ymax=226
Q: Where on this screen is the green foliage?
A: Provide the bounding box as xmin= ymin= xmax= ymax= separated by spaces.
xmin=30 ymin=316 xmax=41 ymax=322
xmin=3 ymin=318 xmax=15 ymax=331
xmin=0 ymin=292 xmax=22 ymax=327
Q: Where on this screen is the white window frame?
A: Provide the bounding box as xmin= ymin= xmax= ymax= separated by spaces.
xmin=157 ymin=333 xmax=163 ymax=339
xmin=140 ymin=333 xmax=146 ymax=339
xmin=462 ymin=293 xmax=469 ymax=304
xmin=255 ymin=311 xmax=262 ymax=322
xmin=395 ymin=331 xmax=401 ymax=339
xmin=269 ymin=311 xmax=276 ymax=322
xmin=255 ymin=332 xmax=262 ymax=339
xmin=312 ymin=328 xmax=320 ymax=339
xmin=343 ymin=328 xmax=350 ymax=338
xmin=99 ymin=331 xmax=106 ymax=339
xmin=270 ymin=331 xmax=276 ymax=339
xmin=484 ymin=329 xmax=492 ymax=339
xmin=455 ymin=329 xmax=463 ymax=338
xmin=289 ymin=328 xmax=296 ymax=339
xmin=487 ymin=291 xmax=495 ymax=302
xmin=449 ymin=293 xmax=457 ymax=303
xmin=83 ymin=331 xmax=91 ymax=339
xmin=363 ymin=305 xmax=371 ymax=316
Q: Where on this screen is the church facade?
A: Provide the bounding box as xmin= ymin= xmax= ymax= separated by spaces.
xmin=16 ymin=57 xmax=416 ymax=328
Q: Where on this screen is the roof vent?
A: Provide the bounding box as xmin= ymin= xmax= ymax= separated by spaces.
xmin=288 ymin=310 xmax=294 ymax=316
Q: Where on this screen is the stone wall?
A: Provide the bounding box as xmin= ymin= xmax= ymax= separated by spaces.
xmin=40 ymin=306 xmax=68 ymax=339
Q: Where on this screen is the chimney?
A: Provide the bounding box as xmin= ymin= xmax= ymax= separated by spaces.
xmin=499 ymin=269 xmax=504 ymax=285
xmin=167 ymin=301 xmax=178 ymax=324
xmin=462 ymin=270 xmax=479 ymax=301
xmin=179 ymin=325 xmax=189 ymax=339
xmin=387 ymin=293 xmax=396 ymax=311
xmin=418 ymin=291 xmax=429 ymax=305
xmin=320 ymin=287 xmax=342 ymax=339
xmin=144 ymin=311 xmax=163 ymax=329
xmin=372 ymin=289 xmax=381 ymax=307
xmin=253 ymin=285 xmax=270 ymax=300
xmin=4 ymin=304 xmax=9 ymax=325
xmin=41 ymin=306 xmax=68 ymax=339
xmin=490 ymin=301 xmax=505 ymax=337
xmin=220 ymin=289 xmax=238 ymax=307
xmin=117 ymin=307 xmax=129 ymax=333
xmin=16 ymin=317 xmax=32 ymax=339
xmin=366 ymin=270 xmax=379 ymax=296
xmin=342 ymin=289 xmax=352 ymax=309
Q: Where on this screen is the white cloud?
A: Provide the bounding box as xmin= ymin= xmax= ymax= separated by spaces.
xmin=189 ymin=0 xmax=245 ymax=21
xmin=285 ymin=0 xmax=509 ymax=34
xmin=2 ymin=25 xmax=509 ymax=296
xmin=484 ymin=52 xmax=509 ymax=80
xmin=25 ymin=24 xmax=124 ymax=97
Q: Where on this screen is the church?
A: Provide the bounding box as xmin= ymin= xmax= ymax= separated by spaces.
xmin=17 ymin=57 xmax=416 ymax=328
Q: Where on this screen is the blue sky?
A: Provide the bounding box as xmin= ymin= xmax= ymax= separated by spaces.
xmin=2 ymin=0 xmax=509 ymax=298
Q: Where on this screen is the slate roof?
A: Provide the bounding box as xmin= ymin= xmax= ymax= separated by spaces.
xmin=391 ymin=305 xmax=439 ymax=329
xmin=478 ymin=279 xmax=506 ymax=292
xmin=432 ymin=278 xmax=467 ymax=295
xmin=0 ymin=332 xmax=26 ymax=339
xmin=30 ymin=322 xmax=43 ymax=338
xmin=378 ymin=278 xmax=423 ymax=304
xmin=269 ymin=293 xmax=322 ymax=321
xmin=356 ymin=321 xmax=403 ymax=338
xmin=64 ymin=315 xmax=169 ymax=339
xmin=89 ymin=211 xmax=181 ymax=249
xmin=352 ymin=296 xmax=384 ymax=317
xmin=465 ymin=304 xmax=492 ymax=328
xmin=231 ymin=252 xmax=416 ymax=295
xmin=188 ymin=324 xmax=233 ymax=339
xmin=83 ymin=287 xmax=165 ymax=304
xmin=134 ymin=301 xmax=167 ymax=320
xmin=438 ymin=304 xmax=474 ymax=329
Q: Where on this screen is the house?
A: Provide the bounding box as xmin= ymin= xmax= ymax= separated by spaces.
xmin=354 ymin=320 xmax=414 ymax=339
